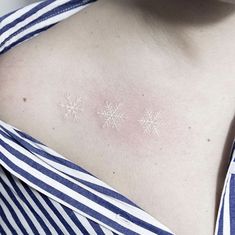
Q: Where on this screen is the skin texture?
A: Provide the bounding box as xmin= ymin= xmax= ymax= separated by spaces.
xmin=0 ymin=0 xmax=235 ymax=234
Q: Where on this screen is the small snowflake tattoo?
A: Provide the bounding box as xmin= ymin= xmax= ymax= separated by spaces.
xmin=59 ymin=93 xmax=83 ymax=121
xmin=138 ymin=110 xmax=162 ymax=136
xmin=97 ymin=101 xmax=126 ymax=130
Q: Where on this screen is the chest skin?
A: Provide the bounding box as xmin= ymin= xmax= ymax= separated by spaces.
xmin=0 ymin=1 xmax=235 ymax=234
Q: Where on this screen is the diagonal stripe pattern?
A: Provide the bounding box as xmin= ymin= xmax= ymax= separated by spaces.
xmin=0 ymin=0 xmax=96 ymax=54
xmin=215 ymin=142 xmax=235 ymax=235
xmin=0 ymin=1 xmax=174 ymax=234
xmin=0 ymin=119 xmax=174 ymax=234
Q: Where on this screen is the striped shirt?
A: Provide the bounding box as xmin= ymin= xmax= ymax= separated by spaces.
xmin=0 ymin=0 xmax=233 ymax=234
xmin=215 ymin=141 xmax=235 ymax=235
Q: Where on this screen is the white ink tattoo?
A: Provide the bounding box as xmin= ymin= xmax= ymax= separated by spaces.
xmin=97 ymin=101 xmax=126 ymax=130
xmin=59 ymin=93 xmax=83 ymax=121
xmin=138 ymin=110 xmax=162 ymax=135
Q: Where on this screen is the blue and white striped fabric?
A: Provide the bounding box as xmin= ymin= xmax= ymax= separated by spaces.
xmin=0 ymin=1 xmax=175 ymax=234
xmin=215 ymin=141 xmax=235 ymax=235
xmin=0 ymin=120 xmax=174 ymax=235
xmin=0 ymin=0 xmax=95 ymax=54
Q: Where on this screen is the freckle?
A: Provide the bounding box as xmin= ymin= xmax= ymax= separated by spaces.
xmin=23 ymin=97 xmax=27 ymax=102
xmin=142 ymin=94 xmax=144 ymax=97
xmin=207 ymin=138 xmax=211 ymax=142
xmin=113 ymin=171 xmax=115 ymax=175
xmin=188 ymin=126 xmax=191 ymax=130
xmin=52 ymin=127 xmax=55 ymax=131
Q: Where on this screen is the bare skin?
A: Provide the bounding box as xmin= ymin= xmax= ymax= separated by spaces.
xmin=0 ymin=1 xmax=235 ymax=234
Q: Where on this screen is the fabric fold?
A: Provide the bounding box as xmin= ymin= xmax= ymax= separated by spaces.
xmin=0 ymin=1 xmax=175 ymax=234
xmin=0 ymin=119 xmax=174 ymax=235
xmin=215 ymin=141 xmax=235 ymax=235
xmin=0 ymin=0 xmax=96 ymax=54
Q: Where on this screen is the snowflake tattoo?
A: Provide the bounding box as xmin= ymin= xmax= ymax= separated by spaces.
xmin=138 ymin=110 xmax=162 ymax=135
xmin=59 ymin=93 xmax=83 ymax=121
xmin=97 ymin=101 xmax=126 ymax=130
